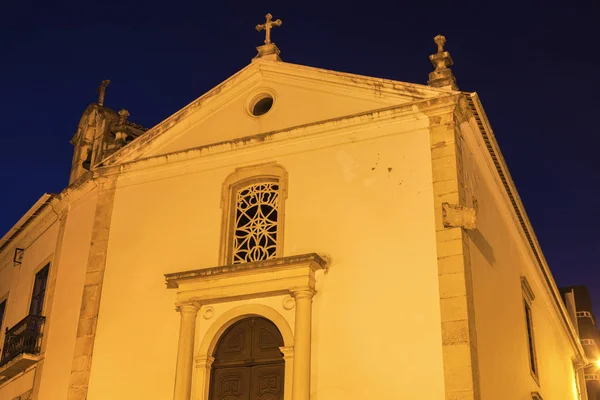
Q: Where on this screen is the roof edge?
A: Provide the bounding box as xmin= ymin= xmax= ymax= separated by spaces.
xmin=466 ymin=92 xmax=586 ymax=360
xmin=99 ymin=58 xmax=460 ymax=168
xmin=0 ymin=194 xmax=57 ymax=254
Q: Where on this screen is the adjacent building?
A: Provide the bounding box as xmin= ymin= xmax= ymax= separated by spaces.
xmin=562 ymin=286 xmax=600 ymax=400
xmin=0 ymin=18 xmax=591 ymax=400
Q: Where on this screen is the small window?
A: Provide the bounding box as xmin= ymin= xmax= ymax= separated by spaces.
xmin=250 ymin=95 xmax=274 ymax=116
xmin=29 ymin=264 xmax=49 ymax=316
xmin=524 ymin=300 xmax=538 ymax=377
xmin=0 ymin=299 xmax=6 ymax=331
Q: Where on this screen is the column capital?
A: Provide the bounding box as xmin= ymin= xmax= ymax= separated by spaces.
xmin=279 ymin=346 xmax=294 ymax=359
xmin=290 ymin=289 xmax=315 ymax=300
xmin=194 ymin=356 xmax=215 ymax=369
xmin=175 ymin=303 xmax=200 ymax=314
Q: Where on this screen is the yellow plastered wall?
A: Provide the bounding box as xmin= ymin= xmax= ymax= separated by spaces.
xmin=0 ymin=218 xmax=59 ymax=397
xmin=36 ymin=191 xmax=98 ymax=399
xmin=154 ymin=81 xmax=395 ymax=157
xmin=86 ymin=117 xmax=446 ymax=399
xmin=458 ymin=121 xmax=580 ymax=399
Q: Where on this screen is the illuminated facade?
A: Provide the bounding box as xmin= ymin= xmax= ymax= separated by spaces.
xmin=0 ymin=19 xmax=590 ymax=400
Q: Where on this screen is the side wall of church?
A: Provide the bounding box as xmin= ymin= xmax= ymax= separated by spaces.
xmin=0 ymin=189 xmax=98 ymax=400
xmin=458 ymin=116 xmax=581 ymax=400
xmin=0 ymin=218 xmax=60 ymax=399
xmin=85 ymin=116 xmax=447 ymax=399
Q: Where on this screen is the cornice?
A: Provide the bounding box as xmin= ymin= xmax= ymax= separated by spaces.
xmin=100 ymin=59 xmax=459 ymax=168
xmin=0 ymin=168 xmax=105 ymax=269
xmin=0 ymin=196 xmax=59 ymax=268
xmin=257 ymin=60 xmax=459 ymax=98
xmin=165 ymin=253 xmax=327 ymax=289
xmin=99 ymin=63 xmax=261 ymax=167
xmin=95 ymin=95 xmax=458 ymax=180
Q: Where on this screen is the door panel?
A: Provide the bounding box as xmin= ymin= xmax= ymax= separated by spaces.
xmin=214 ymin=320 xmax=253 ymax=365
xmin=252 ymin=318 xmax=285 ymax=362
xmin=251 ymin=364 xmax=284 ymax=400
xmin=211 ymin=367 xmax=251 ymax=400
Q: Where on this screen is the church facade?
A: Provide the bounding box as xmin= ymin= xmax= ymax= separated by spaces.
xmin=0 ymin=17 xmax=591 ymax=400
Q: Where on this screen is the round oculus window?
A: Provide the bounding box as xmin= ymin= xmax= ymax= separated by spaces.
xmin=250 ymin=95 xmax=274 ymax=116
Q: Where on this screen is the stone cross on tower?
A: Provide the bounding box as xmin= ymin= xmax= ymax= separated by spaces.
xmin=97 ymin=80 xmax=110 ymax=107
xmin=255 ymin=13 xmax=282 ymax=45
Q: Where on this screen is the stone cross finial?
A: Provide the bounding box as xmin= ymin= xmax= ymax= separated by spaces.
xmin=118 ymin=109 xmax=130 ymax=125
xmin=434 ymin=34 xmax=446 ymax=54
xmin=255 ymin=13 xmax=282 ymax=45
xmin=97 ymin=80 xmax=110 ymax=106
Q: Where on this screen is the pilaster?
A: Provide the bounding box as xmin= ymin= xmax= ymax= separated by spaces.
xmin=174 ymin=304 xmax=200 ymax=400
xmin=66 ymin=176 xmax=117 ymax=400
xmin=427 ymin=105 xmax=480 ymax=400
xmin=192 ymin=356 xmax=214 ymax=400
xmin=290 ymin=290 xmax=314 ymax=400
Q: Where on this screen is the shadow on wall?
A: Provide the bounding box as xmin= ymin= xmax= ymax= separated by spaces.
xmin=468 ymin=229 xmax=495 ymax=267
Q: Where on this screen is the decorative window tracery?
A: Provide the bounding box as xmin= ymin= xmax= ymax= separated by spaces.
xmin=232 ymin=181 xmax=280 ymax=264
xmin=220 ymin=163 xmax=288 ymax=266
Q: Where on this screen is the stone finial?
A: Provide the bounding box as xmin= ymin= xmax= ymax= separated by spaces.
xmin=428 ymin=35 xmax=458 ymax=90
xmin=97 ymin=80 xmax=110 ymax=106
xmin=118 ymin=109 xmax=130 ymax=125
xmin=253 ymin=13 xmax=283 ymax=62
xmin=434 ymin=34 xmax=446 ymax=54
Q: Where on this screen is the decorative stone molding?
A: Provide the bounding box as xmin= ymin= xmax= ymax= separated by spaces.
xmin=218 ymin=162 xmax=289 ymax=265
xmin=167 ymin=254 xmax=326 ymax=400
xmin=165 ymin=253 xmax=326 ymax=297
xmin=192 ymin=304 xmax=295 ymax=400
xmin=521 ymin=276 xmax=536 ymax=302
xmin=201 ymin=306 xmax=214 ymax=320
xmin=282 ymin=295 xmax=295 ymax=310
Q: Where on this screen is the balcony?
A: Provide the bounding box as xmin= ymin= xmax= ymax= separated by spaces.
xmin=0 ymin=315 xmax=45 ymax=382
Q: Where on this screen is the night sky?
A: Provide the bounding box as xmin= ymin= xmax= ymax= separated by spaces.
xmin=1 ymin=2 xmax=599 ymax=309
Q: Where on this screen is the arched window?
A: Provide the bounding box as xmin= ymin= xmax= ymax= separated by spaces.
xmin=209 ymin=317 xmax=285 ymax=400
xmin=232 ymin=180 xmax=280 ymax=264
xmin=220 ymin=164 xmax=288 ymax=265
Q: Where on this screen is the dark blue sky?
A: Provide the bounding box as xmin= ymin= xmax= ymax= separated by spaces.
xmin=1 ymin=1 xmax=599 ymax=309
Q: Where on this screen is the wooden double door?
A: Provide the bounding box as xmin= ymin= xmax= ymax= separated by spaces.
xmin=210 ymin=317 xmax=285 ymax=400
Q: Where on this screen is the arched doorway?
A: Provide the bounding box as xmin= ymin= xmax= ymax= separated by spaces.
xmin=209 ymin=317 xmax=285 ymax=400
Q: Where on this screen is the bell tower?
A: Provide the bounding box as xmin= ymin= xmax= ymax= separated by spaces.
xmin=68 ymin=81 xmax=147 ymax=185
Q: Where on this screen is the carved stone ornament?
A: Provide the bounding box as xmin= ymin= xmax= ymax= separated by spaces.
xmin=442 ymin=202 xmax=477 ymax=230
xmin=282 ymin=295 xmax=296 ymax=310
xmin=202 ymin=306 xmax=215 ymax=320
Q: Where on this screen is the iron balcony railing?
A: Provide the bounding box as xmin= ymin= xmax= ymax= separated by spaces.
xmin=0 ymin=315 xmax=45 ymax=367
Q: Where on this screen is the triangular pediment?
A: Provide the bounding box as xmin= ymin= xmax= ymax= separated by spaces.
xmin=102 ymin=59 xmax=454 ymax=166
